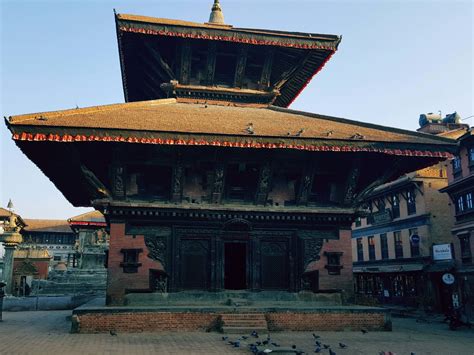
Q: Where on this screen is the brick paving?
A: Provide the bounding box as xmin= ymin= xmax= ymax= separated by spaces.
xmin=0 ymin=311 xmax=473 ymax=355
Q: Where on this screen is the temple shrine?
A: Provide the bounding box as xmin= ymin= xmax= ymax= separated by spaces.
xmin=5 ymin=1 xmax=457 ymax=331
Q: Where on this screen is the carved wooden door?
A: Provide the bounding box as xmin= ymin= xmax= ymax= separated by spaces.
xmin=260 ymin=240 xmax=289 ymax=290
xmin=180 ymin=239 xmax=211 ymax=290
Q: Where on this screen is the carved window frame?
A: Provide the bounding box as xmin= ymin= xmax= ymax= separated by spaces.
xmin=324 ymin=251 xmax=343 ymax=275
xmin=120 ymin=248 xmax=143 ymax=273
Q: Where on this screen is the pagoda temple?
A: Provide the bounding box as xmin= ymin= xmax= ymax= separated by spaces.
xmin=5 ymin=1 xmax=457 ymax=307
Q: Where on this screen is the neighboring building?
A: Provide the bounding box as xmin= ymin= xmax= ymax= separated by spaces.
xmin=12 ymin=248 xmax=51 ymax=296
xmin=352 ymin=116 xmax=467 ymax=311
xmin=440 ymin=129 xmax=474 ymax=320
xmin=4 ymin=3 xmax=457 ymax=309
xmin=68 ymin=210 xmax=108 ymax=269
xmin=21 ymin=219 xmax=75 ymax=266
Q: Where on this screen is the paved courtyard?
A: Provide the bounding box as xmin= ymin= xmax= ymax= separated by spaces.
xmin=0 ymin=311 xmax=473 ymax=355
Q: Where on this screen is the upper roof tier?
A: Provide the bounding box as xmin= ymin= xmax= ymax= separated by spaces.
xmin=6 ymin=98 xmax=456 ymax=158
xmin=115 ymin=12 xmax=341 ymax=107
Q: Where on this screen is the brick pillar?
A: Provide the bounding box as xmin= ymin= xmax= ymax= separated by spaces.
xmin=106 ymin=223 xmax=127 ymax=305
xmin=106 ymin=222 xmax=162 ymax=306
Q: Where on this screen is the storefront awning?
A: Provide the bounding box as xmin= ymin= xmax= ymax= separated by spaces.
xmin=424 ymin=261 xmax=455 ymax=273
xmin=353 ymin=263 xmax=424 ymax=273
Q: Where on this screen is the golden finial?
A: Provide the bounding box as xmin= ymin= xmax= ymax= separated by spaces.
xmin=209 ymin=0 xmax=225 ymax=24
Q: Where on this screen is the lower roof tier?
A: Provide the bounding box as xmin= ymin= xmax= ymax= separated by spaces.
xmin=5 ymin=99 xmax=457 ymax=207
xmin=6 ymin=98 xmax=456 ymax=158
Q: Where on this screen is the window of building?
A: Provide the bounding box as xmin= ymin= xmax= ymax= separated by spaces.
xmin=466 ymin=192 xmax=473 ymax=210
xmin=225 ymin=163 xmax=259 ymax=202
xmin=469 ymin=147 xmax=474 ymax=167
xmin=243 ymin=47 xmax=265 ymax=89
xmin=366 ymin=203 xmax=374 ymax=225
xmin=324 ymin=252 xmax=343 ymax=275
xmin=308 ymin=172 xmax=343 ymax=204
xmin=190 ymin=40 xmax=208 ymax=85
xmin=457 ymin=195 xmax=465 ymax=213
xmin=120 ymin=248 xmax=143 ymax=273
xmin=407 ymin=190 xmax=417 ymax=215
xmin=214 ymin=42 xmax=238 ymax=87
xmin=452 ymin=156 xmax=462 ymax=178
xmin=356 ymin=238 xmax=364 ymax=261
xmin=380 ymin=233 xmax=389 ymax=259
xmin=127 ymin=165 xmax=172 ymax=200
xmin=368 ymin=236 xmax=376 ymax=261
xmin=409 ymin=228 xmax=420 ymax=257
xmin=355 ymin=217 xmax=361 ymax=227
xmin=394 ymin=231 xmax=403 ymax=258
xmin=53 ymin=255 xmax=61 ymax=261
xmin=391 ymin=195 xmax=400 ymax=219
xmin=459 ymin=234 xmax=472 ymax=264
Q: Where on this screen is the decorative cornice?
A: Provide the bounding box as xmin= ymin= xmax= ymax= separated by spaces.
xmin=12 ymin=132 xmax=453 ymax=159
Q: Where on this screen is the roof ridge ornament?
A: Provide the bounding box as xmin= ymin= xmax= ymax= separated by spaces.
xmin=208 ymin=0 xmax=225 ymax=25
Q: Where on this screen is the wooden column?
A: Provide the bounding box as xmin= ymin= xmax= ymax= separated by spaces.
xmin=111 ymin=164 xmax=126 ymax=199
xmin=344 ymin=157 xmax=361 ymax=205
xmin=171 ymin=163 xmax=184 ymax=203
xmin=297 ymin=167 xmax=314 ymax=205
xmin=234 ymin=45 xmax=248 ymax=88
xmin=259 ymin=47 xmax=274 ymax=89
xmin=205 ymin=42 xmax=217 ymax=85
xmin=179 ymin=40 xmax=192 ymax=85
xmin=255 ymin=162 xmax=272 ymax=205
xmin=211 ymin=164 xmax=225 ymax=204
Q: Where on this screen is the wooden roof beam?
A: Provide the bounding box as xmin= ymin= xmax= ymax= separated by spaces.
xmin=274 ymin=51 xmax=312 ymax=91
xmin=142 ymin=40 xmax=176 ymax=80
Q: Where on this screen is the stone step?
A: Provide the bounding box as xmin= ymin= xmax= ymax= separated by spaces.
xmin=222 ymin=319 xmax=268 ymax=324
xmin=222 ymin=326 xmax=268 ymax=334
xmin=221 ymin=313 xmax=268 ymax=334
xmin=221 ymin=313 xmax=266 ymax=319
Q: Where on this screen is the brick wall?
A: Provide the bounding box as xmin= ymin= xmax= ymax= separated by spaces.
xmin=266 ymin=311 xmax=389 ymax=331
xmin=107 ymin=222 xmax=162 ymax=305
xmin=307 ymin=228 xmax=354 ymax=297
xmin=75 ymin=312 xmax=219 ymax=333
xmin=74 ymin=309 xmax=390 ymax=333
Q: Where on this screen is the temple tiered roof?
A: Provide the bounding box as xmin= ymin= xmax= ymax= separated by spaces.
xmin=6 ymin=99 xmax=456 ymax=158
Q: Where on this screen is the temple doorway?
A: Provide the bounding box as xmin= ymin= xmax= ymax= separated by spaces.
xmin=224 ymin=242 xmax=247 ymax=290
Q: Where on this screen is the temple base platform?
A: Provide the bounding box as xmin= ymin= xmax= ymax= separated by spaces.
xmin=71 ymin=291 xmax=392 ymax=333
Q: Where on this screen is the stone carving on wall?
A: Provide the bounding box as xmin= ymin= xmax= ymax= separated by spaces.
xmin=144 ymin=235 xmax=167 ymax=268
xmin=303 ymin=238 xmax=324 ymax=269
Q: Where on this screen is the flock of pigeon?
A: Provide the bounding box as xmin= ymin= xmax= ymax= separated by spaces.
xmin=220 ymin=330 xmax=349 ymax=354
xmin=220 ymin=329 xmax=414 ymax=355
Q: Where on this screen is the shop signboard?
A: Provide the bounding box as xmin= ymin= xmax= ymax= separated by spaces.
xmin=432 ymin=244 xmax=452 ymax=261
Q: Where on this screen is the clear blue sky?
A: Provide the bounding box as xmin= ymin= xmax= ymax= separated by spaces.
xmin=0 ymin=0 xmax=472 ymax=220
